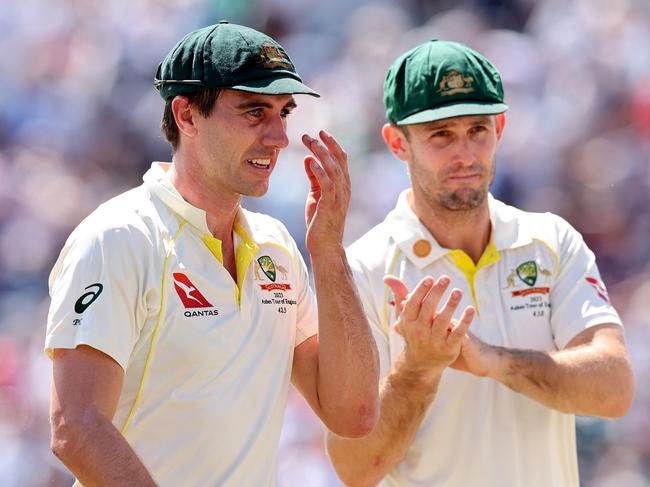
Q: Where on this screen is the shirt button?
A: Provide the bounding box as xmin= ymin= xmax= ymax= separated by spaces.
xmin=413 ymin=239 xmax=432 ymax=258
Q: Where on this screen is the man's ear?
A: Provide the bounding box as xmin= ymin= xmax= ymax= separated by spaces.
xmin=495 ymin=113 xmax=506 ymax=141
xmin=172 ymin=96 xmax=198 ymax=138
xmin=381 ymin=123 xmax=410 ymax=162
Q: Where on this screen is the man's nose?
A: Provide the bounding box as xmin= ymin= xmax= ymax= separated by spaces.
xmin=262 ymin=115 xmax=289 ymax=149
xmin=453 ymin=136 xmax=475 ymax=166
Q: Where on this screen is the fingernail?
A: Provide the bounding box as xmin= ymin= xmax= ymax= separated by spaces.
xmin=439 ymin=277 xmax=450 ymax=286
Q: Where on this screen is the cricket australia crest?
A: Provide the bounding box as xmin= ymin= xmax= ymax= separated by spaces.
xmin=257 ymin=255 xmax=276 ymax=282
xmin=438 ymin=70 xmax=475 ymax=96
xmin=256 ymin=253 xmax=293 ymax=296
xmin=259 ymin=42 xmax=293 ymax=69
xmin=516 ymin=261 xmax=538 ymax=287
xmin=505 ymin=259 xmax=552 ymax=299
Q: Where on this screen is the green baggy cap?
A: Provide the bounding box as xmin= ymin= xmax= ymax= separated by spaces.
xmin=384 ymin=39 xmax=508 ymax=125
xmin=155 ymin=21 xmax=319 ymax=100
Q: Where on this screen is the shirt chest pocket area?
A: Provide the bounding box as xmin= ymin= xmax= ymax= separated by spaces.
xmin=497 ymin=261 xmax=556 ymax=350
xmin=249 ymin=274 xmax=299 ymax=325
xmin=248 ymin=249 xmax=299 ymax=321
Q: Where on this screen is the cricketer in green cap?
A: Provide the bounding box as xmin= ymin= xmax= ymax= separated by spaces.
xmin=326 ymin=36 xmax=632 ymax=487
xmin=46 ymin=20 xmax=381 ymax=487
xmin=384 ymin=39 xmax=508 ymax=125
xmin=155 ymin=21 xmax=319 ymax=100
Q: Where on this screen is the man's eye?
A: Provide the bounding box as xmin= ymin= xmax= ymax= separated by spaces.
xmin=471 ymin=125 xmax=487 ymax=133
xmin=248 ymin=108 xmax=263 ymax=118
xmin=432 ymin=130 xmax=450 ymax=138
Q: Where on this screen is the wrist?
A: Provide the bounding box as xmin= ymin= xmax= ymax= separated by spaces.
xmin=397 ymin=353 xmax=445 ymax=389
xmin=482 ymin=344 xmax=506 ymax=380
xmin=308 ymin=243 xmax=346 ymax=261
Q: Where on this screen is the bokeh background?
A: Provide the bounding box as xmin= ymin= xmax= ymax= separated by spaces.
xmin=1 ymin=0 xmax=649 ymax=485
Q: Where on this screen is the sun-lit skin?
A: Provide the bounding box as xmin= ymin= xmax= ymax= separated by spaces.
xmin=382 ymin=114 xmax=505 ymax=262
xmin=401 ymin=115 xmax=501 ymax=211
xmin=169 ymin=89 xmax=297 ymax=227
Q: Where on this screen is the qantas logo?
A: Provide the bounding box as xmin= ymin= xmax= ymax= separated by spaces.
xmin=172 ymin=273 xmax=213 ymax=308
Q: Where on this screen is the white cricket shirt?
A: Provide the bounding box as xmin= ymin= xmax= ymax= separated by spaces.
xmin=347 ymin=189 xmax=622 ymax=487
xmin=46 ymin=162 xmax=318 ymax=486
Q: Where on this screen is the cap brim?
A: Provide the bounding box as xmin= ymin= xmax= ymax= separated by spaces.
xmin=230 ymin=76 xmax=320 ymax=97
xmin=396 ymin=102 xmax=508 ymax=125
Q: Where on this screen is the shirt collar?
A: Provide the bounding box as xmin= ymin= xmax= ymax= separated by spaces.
xmin=386 ymin=190 xmax=532 ymax=269
xmin=488 ymin=194 xmax=533 ymax=250
xmin=143 ymin=162 xmax=256 ymax=240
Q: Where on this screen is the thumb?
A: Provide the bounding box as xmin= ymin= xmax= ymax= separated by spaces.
xmin=384 ymin=274 xmax=408 ymax=312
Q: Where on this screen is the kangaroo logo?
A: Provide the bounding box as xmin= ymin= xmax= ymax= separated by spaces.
xmin=172 ymin=273 xmax=213 ymax=308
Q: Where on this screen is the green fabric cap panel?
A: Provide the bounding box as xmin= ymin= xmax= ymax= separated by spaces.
xmin=384 ymin=40 xmax=507 ymax=125
xmin=155 ymin=22 xmax=319 ymax=99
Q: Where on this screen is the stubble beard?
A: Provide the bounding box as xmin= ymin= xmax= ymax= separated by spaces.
xmin=437 ymin=186 xmax=487 ymax=211
xmin=415 ymin=156 xmax=496 ymax=213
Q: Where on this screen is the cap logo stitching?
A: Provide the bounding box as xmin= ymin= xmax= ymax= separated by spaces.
xmin=438 ymin=70 xmax=475 ymax=96
xmin=259 ymin=42 xmax=293 ymax=70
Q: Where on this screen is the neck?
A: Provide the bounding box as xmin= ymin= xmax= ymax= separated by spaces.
xmin=409 ymin=190 xmax=491 ymax=264
xmin=170 ymin=154 xmax=239 ymax=241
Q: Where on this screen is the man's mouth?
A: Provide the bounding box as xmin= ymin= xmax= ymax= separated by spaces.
xmin=449 ymin=173 xmax=480 ymax=181
xmin=247 ymin=158 xmax=272 ymax=168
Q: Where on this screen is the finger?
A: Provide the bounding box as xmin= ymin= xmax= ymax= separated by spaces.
xmin=303 ymin=134 xmax=343 ymax=184
xmin=393 ymin=322 xmax=403 ymax=336
xmin=432 ymin=288 xmax=463 ymax=337
xmin=418 ymin=282 xmax=438 ymax=325
xmin=402 ymin=277 xmax=434 ymax=322
xmin=384 ymin=274 xmax=409 ymax=314
xmin=420 ymin=275 xmax=451 ymax=322
xmin=304 ymin=157 xmax=334 ymax=203
xmin=319 ymin=130 xmax=350 ymax=184
xmin=303 ymin=156 xmax=321 ymax=192
xmin=447 ymin=306 xmax=475 ymax=346
xmin=301 ymin=133 xmax=315 ymax=150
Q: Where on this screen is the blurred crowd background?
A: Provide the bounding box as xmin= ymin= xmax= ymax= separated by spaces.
xmin=1 ymin=0 xmax=649 ymax=485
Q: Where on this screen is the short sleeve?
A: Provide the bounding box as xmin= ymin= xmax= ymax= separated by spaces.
xmin=46 ymin=223 xmax=147 ymax=370
xmin=292 ymin=247 xmax=318 ymax=347
xmin=347 ymin=252 xmax=392 ymax=382
xmin=550 ymin=218 xmax=622 ymax=349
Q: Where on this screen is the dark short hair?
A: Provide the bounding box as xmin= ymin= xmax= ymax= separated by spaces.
xmin=161 ymin=87 xmax=222 ymax=152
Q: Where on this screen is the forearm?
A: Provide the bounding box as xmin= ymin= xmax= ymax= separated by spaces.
xmin=328 ymin=355 xmax=442 ymax=487
xmin=310 ymin=247 xmax=379 ymax=433
xmin=51 ymin=412 xmax=156 ymax=486
xmin=487 ymin=339 xmax=633 ymax=417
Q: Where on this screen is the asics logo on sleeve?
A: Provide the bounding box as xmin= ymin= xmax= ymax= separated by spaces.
xmin=74 ymin=283 xmax=104 ymax=313
xmin=172 ymin=273 xmax=213 ymax=308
